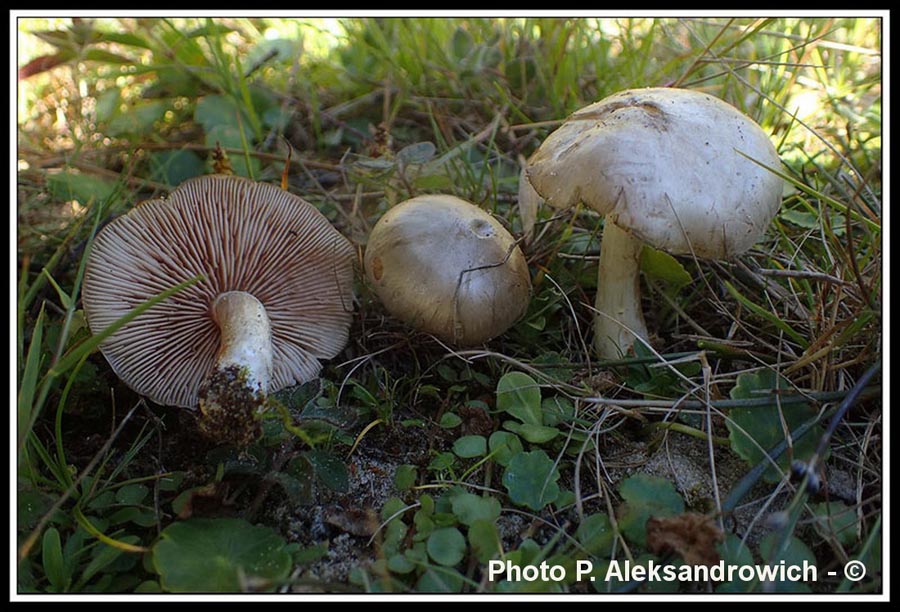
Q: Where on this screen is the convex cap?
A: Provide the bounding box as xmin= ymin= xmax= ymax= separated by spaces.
xmin=527 ymin=87 xmax=783 ymax=258
xmin=364 ymin=194 xmax=531 ymax=346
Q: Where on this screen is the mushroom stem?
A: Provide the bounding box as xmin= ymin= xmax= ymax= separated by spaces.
xmin=518 ymin=165 xmax=542 ymax=244
xmin=210 ymin=291 xmax=273 ymax=393
xmin=593 ymin=221 xmax=649 ymax=359
xmin=198 ymin=291 xmax=273 ymax=446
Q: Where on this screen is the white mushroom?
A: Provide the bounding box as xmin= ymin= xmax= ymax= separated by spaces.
xmin=524 ymin=87 xmax=783 ymax=359
xmin=82 ymin=174 xmax=356 ymax=445
xmin=364 ymin=194 xmax=531 ymax=346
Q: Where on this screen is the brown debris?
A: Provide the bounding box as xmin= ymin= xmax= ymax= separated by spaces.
xmin=645 ymin=512 xmax=724 ymax=566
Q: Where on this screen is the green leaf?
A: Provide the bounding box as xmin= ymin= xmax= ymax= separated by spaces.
xmin=108 ymin=507 xmax=157 ymax=527
xmin=502 ymin=450 xmax=560 ymax=511
xmin=268 ymin=470 xmax=313 ymax=505
xmin=387 ymin=553 xmax=416 ymax=574
xmin=502 ymin=421 xmax=559 ymax=444
xmin=758 ymin=533 xmax=816 ymax=593
xmin=414 ymin=172 xmax=455 ymax=191
xmin=781 ymin=209 xmax=846 ymax=236
xmin=17 ymin=487 xmax=55 ymax=530
xmin=42 ymin=527 xmax=67 ymax=592
xmin=159 ymin=472 xmax=186 ymax=492
xmin=541 ymin=396 xmax=576 ymax=426
xmin=393 ymin=465 xmax=417 ymax=491
xmin=46 ymin=172 xmax=120 ymax=208
xmin=426 ymin=527 xmax=466 ymax=567
xmin=715 ymin=533 xmax=757 ymax=592
xmin=617 ymin=474 xmax=685 ymax=547
xmin=452 ymin=435 xmax=487 ymax=458
xmin=468 ymin=519 xmax=502 ymax=564
xmin=811 ymin=502 xmax=859 ymax=547
xmin=114 ymin=484 xmax=149 ymax=506
xmin=195 ymin=95 xmax=246 ymax=132
xmin=575 ymin=513 xmax=614 ymax=556
xmin=303 ymin=450 xmax=349 ymax=493
xmin=718 ymin=533 xmax=755 ymax=567
xmin=726 ymin=369 xmax=823 ymax=482
xmin=380 ymin=496 xmax=407 ymax=522
xmin=94 ymin=88 xmax=122 ymax=124
xmin=78 ymin=537 xmax=139 ymax=587
xmin=641 ymin=246 xmax=692 ymax=288
xmin=396 ymin=141 xmax=437 ymax=165
xmin=531 ymin=352 xmax=575 ymax=384
xmin=415 ymin=567 xmax=465 ymax=592
xmin=497 ymin=372 xmax=542 ymax=426
xmin=428 ymin=452 xmax=456 ymax=472
xmin=292 ymin=542 xmax=329 ymax=565
xmin=413 ymin=508 xmax=435 ymax=540
xmin=151 ymin=518 xmax=291 ymax=592
xmin=149 ymin=150 xmax=205 ymax=187
xmin=439 ymin=412 xmax=463 ymax=428
xmin=262 ymin=106 xmax=292 ymax=131
xmin=106 ymin=100 xmax=169 ymax=137
xmin=450 ymin=492 xmax=501 ymax=526
xmin=451 ymin=26 xmax=475 ymax=60
xmin=488 ymin=431 xmax=523 ymax=467
xmin=32 ymin=29 xmax=87 ymax=50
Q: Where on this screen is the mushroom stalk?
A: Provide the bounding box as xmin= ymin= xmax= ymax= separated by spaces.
xmin=198 ymin=290 xmax=273 ymax=446
xmin=593 ymin=221 xmax=649 ymax=359
xmin=210 ymin=291 xmax=273 ymax=393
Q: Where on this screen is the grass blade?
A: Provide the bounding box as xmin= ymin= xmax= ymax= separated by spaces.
xmin=723 ymin=280 xmax=809 ymax=348
xmin=17 ymin=305 xmax=46 ymax=443
xmin=47 ymin=275 xmax=203 ymax=379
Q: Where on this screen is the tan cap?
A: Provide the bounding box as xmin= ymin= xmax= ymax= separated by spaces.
xmin=83 ymin=174 xmax=355 ymax=411
xmin=364 ymin=194 xmax=531 ymax=346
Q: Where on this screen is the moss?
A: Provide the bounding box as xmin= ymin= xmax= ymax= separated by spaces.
xmin=197 ymin=365 xmax=265 ymax=447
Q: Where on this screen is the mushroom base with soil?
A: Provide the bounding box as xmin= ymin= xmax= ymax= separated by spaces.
xmin=198 ymin=364 xmax=267 ymax=447
xmin=198 ymin=291 xmax=273 ymax=446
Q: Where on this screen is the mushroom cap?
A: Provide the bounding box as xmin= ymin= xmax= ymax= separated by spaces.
xmin=364 ymin=194 xmax=531 ymax=346
xmin=526 ymin=87 xmax=784 ymax=259
xmin=82 ymin=174 xmax=355 ymax=409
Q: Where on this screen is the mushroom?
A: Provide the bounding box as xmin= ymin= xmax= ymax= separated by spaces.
xmin=364 ymin=194 xmax=531 ymax=346
xmin=82 ymin=174 xmax=355 ymax=445
xmin=524 ymin=87 xmax=783 ymax=359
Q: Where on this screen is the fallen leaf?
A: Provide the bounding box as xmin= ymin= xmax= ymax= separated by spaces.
xmin=324 ymin=506 xmax=378 ymax=537
xmin=646 ymin=513 xmax=724 ymax=566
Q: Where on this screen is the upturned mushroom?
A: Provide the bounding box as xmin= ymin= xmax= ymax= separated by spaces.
xmin=524 ymin=87 xmax=784 ymax=359
xmin=82 ymin=174 xmax=355 ymax=445
xmin=364 ymin=194 xmax=531 ymax=346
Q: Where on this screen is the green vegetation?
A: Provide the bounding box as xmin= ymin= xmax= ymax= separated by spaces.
xmin=17 ymin=16 xmax=882 ymax=595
